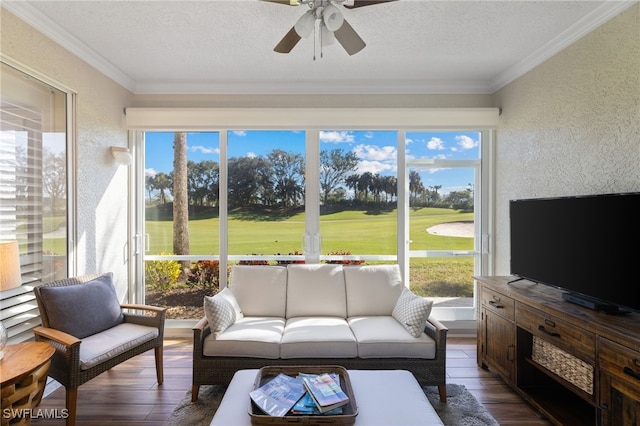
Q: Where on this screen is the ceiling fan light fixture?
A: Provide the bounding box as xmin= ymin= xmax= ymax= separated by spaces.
xmin=320 ymin=23 xmax=336 ymax=46
xmin=294 ymin=10 xmax=316 ymax=38
xmin=323 ymin=4 xmax=344 ymax=31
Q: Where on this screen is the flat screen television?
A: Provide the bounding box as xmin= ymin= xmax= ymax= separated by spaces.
xmin=509 ymin=192 xmax=640 ymax=314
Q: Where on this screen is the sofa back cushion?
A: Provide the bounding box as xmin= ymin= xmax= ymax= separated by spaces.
xmin=37 ymin=273 xmax=124 ymax=339
xmin=286 ymin=264 xmax=346 ymax=318
xmin=344 ymin=264 xmax=404 ymax=316
xmin=229 ymin=265 xmax=287 ymax=317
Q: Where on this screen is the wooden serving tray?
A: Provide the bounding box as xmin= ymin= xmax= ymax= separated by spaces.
xmin=248 ymin=365 xmax=358 ymax=425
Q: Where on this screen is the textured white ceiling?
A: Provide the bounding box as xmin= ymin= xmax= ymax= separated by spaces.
xmin=3 ymin=0 xmax=636 ymax=94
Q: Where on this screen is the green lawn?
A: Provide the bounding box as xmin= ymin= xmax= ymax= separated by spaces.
xmin=145 ymin=207 xmax=473 ymax=255
xmin=45 ymin=207 xmax=476 ymax=297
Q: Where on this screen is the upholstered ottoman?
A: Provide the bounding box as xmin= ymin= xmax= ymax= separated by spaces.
xmin=210 ymin=369 xmax=444 ymax=425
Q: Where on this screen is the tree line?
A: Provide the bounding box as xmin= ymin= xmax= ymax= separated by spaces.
xmin=146 ymin=146 xmax=473 ymax=211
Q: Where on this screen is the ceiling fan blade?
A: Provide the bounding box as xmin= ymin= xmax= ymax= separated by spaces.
xmin=334 ymin=19 xmax=366 ymax=55
xmin=261 ymin=0 xmax=300 ymax=5
xmin=344 ymin=0 xmax=398 ymax=9
xmin=274 ymin=27 xmax=302 ymax=53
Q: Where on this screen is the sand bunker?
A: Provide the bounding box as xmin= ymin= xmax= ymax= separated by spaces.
xmin=426 ymin=222 xmax=474 ymax=238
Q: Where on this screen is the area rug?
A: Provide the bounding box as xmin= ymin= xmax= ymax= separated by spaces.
xmin=166 ymin=383 xmax=499 ymax=425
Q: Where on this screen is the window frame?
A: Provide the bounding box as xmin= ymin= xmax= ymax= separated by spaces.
xmin=0 ymin=57 xmax=76 ymax=342
xmin=128 ymin=108 xmax=498 ymax=323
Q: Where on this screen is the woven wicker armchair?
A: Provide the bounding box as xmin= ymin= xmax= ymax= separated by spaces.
xmin=33 ymin=273 xmax=166 ymax=426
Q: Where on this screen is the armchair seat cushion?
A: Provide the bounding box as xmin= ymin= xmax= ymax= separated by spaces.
xmin=348 ymin=316 xmax=437 ymax=359
xmin=79 ymin=323 xmax=159 ymax=370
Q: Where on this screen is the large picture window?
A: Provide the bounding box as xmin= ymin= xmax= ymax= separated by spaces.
xmin=128 ymin=108 xmax=497 ymax=322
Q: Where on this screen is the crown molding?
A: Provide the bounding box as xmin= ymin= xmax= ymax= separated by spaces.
xmin=490 ymin=0 xmax=638 ymax=93
xmin=2 ymin=1 xmax=137 ymax=92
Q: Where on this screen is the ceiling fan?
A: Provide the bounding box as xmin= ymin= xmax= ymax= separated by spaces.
xmin=263 ymin=0 xmax=397 ymax=56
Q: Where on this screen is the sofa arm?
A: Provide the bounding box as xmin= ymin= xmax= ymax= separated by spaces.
xmin=424 ymin=315 xmax=448 ymax=357
xmin=192 ymin=317 xmax=211 ymax=359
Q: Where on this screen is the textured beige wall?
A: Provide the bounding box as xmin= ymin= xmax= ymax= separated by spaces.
xmin=1 ymin=8 xmax=134 ymax=298
xmin=492 ymin=4 xmax=640 ymax=274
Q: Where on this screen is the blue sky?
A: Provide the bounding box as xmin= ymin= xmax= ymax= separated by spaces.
xmin=145 ymin=130 xmax=480 ymax=194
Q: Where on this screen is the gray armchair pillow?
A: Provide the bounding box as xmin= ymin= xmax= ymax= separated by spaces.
xmin=38 ymin=274 xmax=124 ymax=339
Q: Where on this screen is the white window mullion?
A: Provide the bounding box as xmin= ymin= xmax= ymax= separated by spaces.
xmin=304 ymin=131 xmax=320 ymax=264
xmin=397 ymin=130 xmax=408 ymax=285
xmin=219 ymin=131 xmax=229 ymax=288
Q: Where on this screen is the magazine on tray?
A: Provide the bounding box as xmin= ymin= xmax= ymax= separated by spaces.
xmin=292 ymin=373 xmax=344 ymax=415
xmin=300 ymin=372 xmax=350 ymax=414
xmin=249 ymin=373 xmax=306 ymax=417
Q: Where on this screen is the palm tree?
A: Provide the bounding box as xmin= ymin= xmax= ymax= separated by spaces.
xmin=173 ymin=132 xmax=189 ymax=270
xmin=345 ymin=174 xmax=360 ymax=202
xmin=153 ymin=172 xmax=171 ymax=205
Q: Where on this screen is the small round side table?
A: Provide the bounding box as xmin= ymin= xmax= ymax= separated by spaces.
xmin=1 ymin=342 xmax=55 ymax=425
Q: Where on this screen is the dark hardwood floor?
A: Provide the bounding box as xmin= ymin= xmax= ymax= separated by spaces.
xmin=33 ymin=336 xmax=552 ymax=425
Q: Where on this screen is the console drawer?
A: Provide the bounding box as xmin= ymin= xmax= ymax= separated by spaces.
xmin=599 ymin=337 xmax=640 ymax=387
xmin=516 ymin=303 xmax=595 ymax=362
xmin=481 ymin=287 xmax=515 ymax=321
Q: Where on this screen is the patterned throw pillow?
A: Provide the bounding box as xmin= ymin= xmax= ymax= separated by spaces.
xmin=204 ymin=288 xmax=240 ymax=334
xmin=218 ymin=287 xmax=244 ymax=321
xmin=392 ymin=287 xmax=433 ymax=338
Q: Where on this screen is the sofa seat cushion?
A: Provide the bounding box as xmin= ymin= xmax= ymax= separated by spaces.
xmin=79 ymin=323 xmax=158 ymax=370
xmin=280 ymin=317 xmax=357 ymax=358
xmin=348 ymin=316 xmax=437 ymax=359
xmin=203 ymin=317 xmax=285 ymax=359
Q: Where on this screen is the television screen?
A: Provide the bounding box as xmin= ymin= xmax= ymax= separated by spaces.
xmin=510 ymin=192 xmax=640 ymax=313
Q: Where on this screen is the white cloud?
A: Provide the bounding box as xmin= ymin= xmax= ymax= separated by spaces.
xmin=427 ymin=137 xmax=446 ymax=150
xmin=246 ymin=152 xmax=257 ymax=158
xmin=357 ymin=160 xmax=394 ymax=175
xmin=353 ymin=144 xmax=397 ymax=175
xmin=320 ymin=131 xmax=355 ymax=144
xmin=232 ymin=130 xmax=247 ymax=136
xmin=353 ymin=144 xmax=397 ymax=161
xmin=190 ymin=145 xmax=220 ymax=155
xmin=456 ymin=135 xmax=478 ymax=150
xmin=145 ymin=168 xmax=157 ymax=177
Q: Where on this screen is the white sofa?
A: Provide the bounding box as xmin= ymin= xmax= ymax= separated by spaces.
xmin=192 ymin=264 xmax=448 ymax=402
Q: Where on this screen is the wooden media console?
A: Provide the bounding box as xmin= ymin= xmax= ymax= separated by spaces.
xmin=475 ymin=276 xmax=640 ymax=425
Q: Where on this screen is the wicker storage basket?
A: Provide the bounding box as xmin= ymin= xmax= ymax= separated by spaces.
xmin=531 ymin=336 xmax=594 ymax=395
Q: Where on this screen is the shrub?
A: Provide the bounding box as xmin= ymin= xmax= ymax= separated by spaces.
xmin=186 ymin=260 xmax=221 ymax=289
xmin=275 ymin=250 xmax=305 ymax=265
xmin=238 ymin=256 xmax=269 ymax=266
xmin=145 ymin=255 xmax=181 ymax=292
xmin=325 ymin=250 xmax=365 ymax=265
